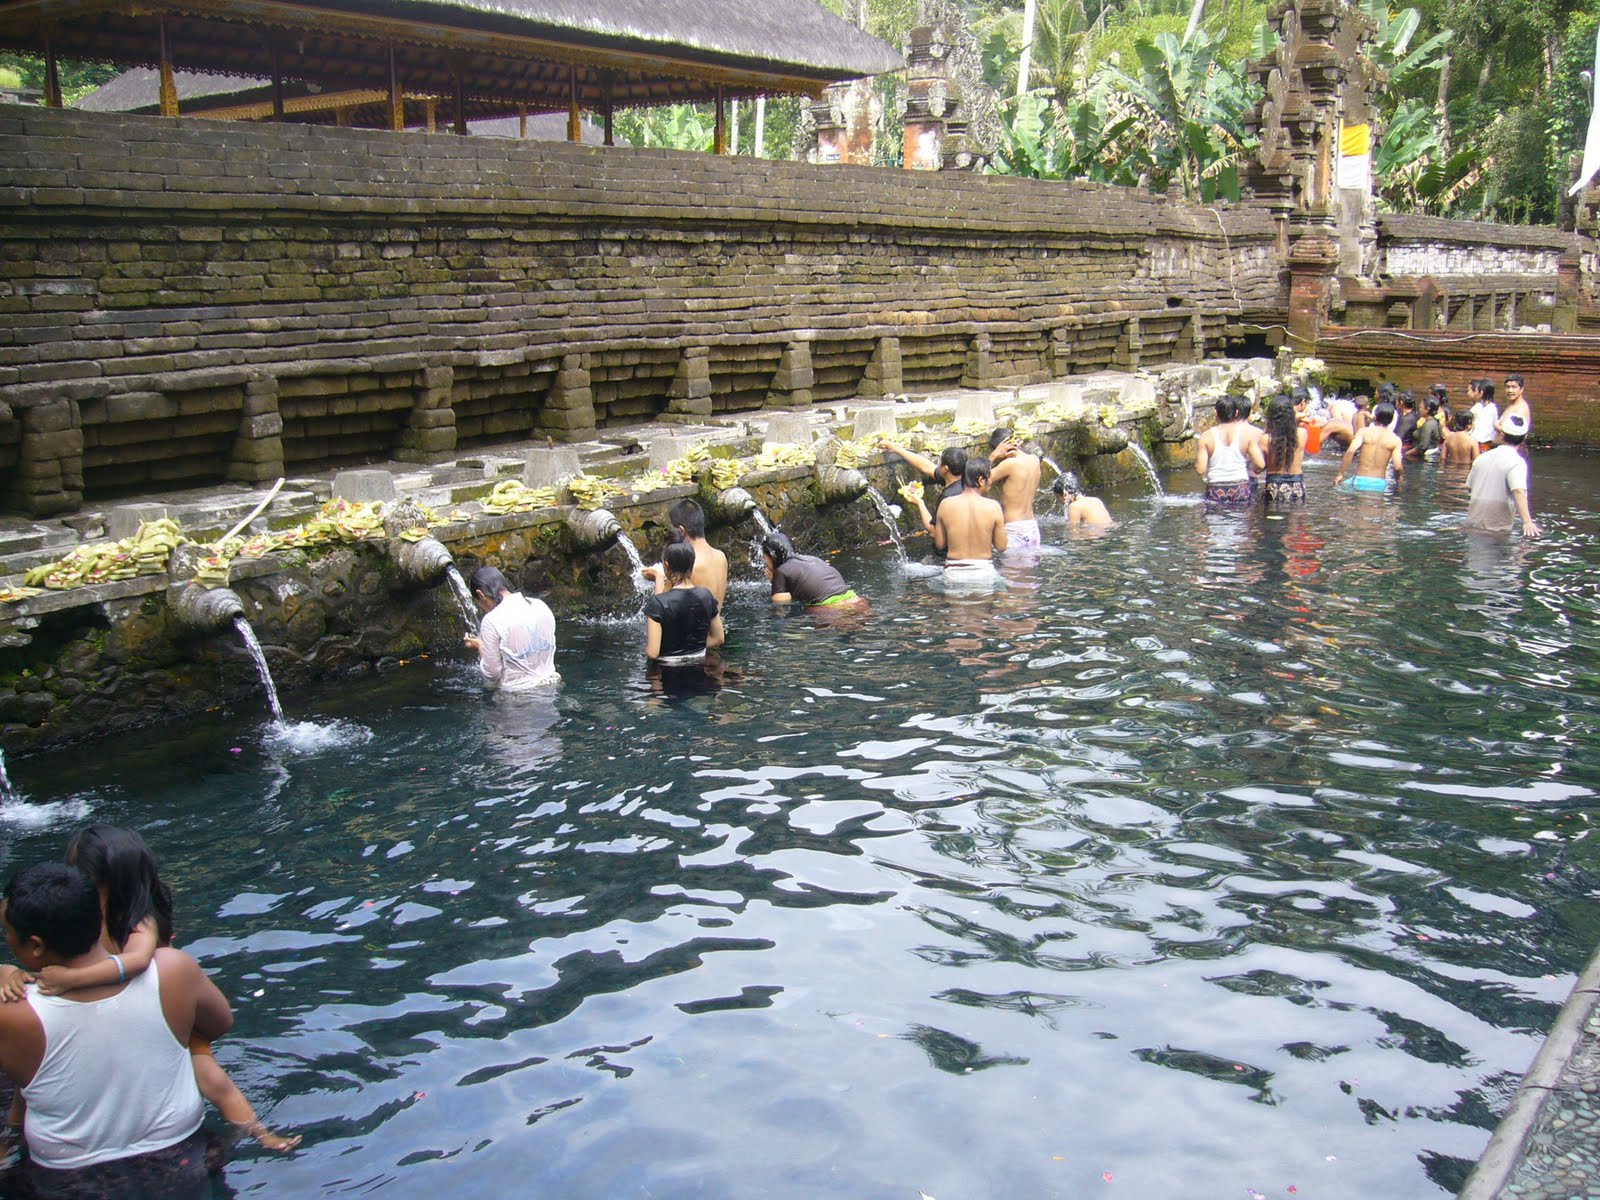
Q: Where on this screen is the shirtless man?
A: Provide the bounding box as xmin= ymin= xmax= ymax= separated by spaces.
xmin=1440 ymin=410 xmax=1479 ymax=467
xmin=986 ymin=428 xmax=1043 ymax=550
xmin=1334 ymin=400 xmax=1404 ymax=492
xmin=1501 ymin=375 xmax=1531 ymax=445
xmin=1055 ymin=472 xmax=1114 ymax=527
xmin=641 ymin=499 xmax=726 ymax=647
xmin=905 ymin=457 xmax=1007 ymax=588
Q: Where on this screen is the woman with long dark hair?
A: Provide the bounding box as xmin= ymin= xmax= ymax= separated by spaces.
xmin=1261 ymin=394 xmax=1308 ymax=505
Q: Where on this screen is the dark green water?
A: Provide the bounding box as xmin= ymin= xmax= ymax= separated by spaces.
xmin=3 ymin=451 xmax=1598 ymax=1199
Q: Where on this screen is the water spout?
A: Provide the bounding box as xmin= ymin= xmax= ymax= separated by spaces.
xmin=1126 ymin=443 xmax=1166 ymax=497
xmin=863 ymin=488 xmax=908 ymax=567
xmin=392 ymin=536 xmax=455 ymax=586
xmin=567 ymin=507 xmax=623 ymax=550
xmin=0 ymin=748 xmax=15 ymax=803
xmin=707 ymin=486 xmax=758 ymax=526
xmin=170 ymin=583 xmax=245 ymax=634
xmin=815 ymin=465 xmax=869 ymax=505
xmin=232 ymin=615 xmax=284 ymax=726
xmin=613 ymin=536 xmax=655 ymax=599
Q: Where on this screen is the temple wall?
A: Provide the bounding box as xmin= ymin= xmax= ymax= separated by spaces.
xmin=0 ymin=106 xmax=1281 ymax=515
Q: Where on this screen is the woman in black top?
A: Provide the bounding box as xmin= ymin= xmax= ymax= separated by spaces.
xmin=644 ymin=540 xmax=722 ymax=664
xmin=761 ymin=531 xmax=865 ymax=610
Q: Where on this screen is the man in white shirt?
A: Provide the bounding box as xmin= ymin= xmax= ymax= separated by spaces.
xmin=1465 ymin=413 xmax=1541 ymax=538
xmin=463 ymin=566 xmax=559 ymax=690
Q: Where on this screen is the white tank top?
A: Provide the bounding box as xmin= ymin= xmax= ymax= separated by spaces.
xmin=23 ymin=958 xmax=204 ymax=1169
xmin=1207 ymin=427 xmax=1250 ymax=484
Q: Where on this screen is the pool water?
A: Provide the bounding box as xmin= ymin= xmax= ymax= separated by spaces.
xmin=3 ymin=450 xmax=1598 ymax=1199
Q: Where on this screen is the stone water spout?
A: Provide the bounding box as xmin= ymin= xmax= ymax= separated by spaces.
xmin=170 ymin=583 xmax=245 ymax=634
xmin=707 ymin=486 xmax=758 ymax=526
xmin=814 ymin=465 xmax=870 ymax=505
xmin=566 ymin=507 xmax=622 ymax=549
xmin=392 ymin=536 xmax=455 ymax=586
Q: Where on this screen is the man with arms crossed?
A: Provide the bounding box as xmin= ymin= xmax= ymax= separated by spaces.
xmin=0 ymin=862 xmax=233 ymax=1171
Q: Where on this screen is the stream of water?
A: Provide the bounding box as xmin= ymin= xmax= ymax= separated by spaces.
xmin=1127 ymin=440 xmax=1166 ymax=496
xmin=864 ymin=486 xmax=909 ymax=566
xmin=231 ymin=615 xmax=283 ymax=726
xmin=444 ymin=565 xmax=481 ymax=635
xmin=1 ymin=452 xmax=1596 ymax=1198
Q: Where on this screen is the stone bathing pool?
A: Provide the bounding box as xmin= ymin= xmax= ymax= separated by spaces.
xmin=2 ymin=451 xmax=1597 ymax=1199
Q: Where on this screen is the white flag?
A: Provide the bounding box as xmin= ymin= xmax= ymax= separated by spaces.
xmin=1568 ymin=27 xmax=1600 ymax=196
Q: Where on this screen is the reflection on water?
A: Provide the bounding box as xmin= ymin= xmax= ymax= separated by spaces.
xmin=2 ymin=453 xmax=1597 ymax=1198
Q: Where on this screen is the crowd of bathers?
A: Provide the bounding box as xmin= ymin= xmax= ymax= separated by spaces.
xmin=1195 ymin=374 xmax=1542 ymax=538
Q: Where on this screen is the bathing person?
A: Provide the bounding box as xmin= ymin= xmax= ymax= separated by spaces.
xmin=639 ymin=501 xmax=727 ymax=644
xmin=1430 ymin=383 xmax=1452 ymax=434
xmin=905 ymin=458 xmax=1007 ymax=586
xmin=761 ymin=531 xmax=865 ymax=610
xmin=1465 ymin=413 xmax=1541 ymax=538
xmin=1468 ymin=380 xmax=1498 ymax=452
xmin=1194 ymin=396 xmax=1263 ymax=504
xmin=1394 ymin=392 xmax=1419 ymax=451
xmin=1232 ymin=393 xmax=1266 ymax=492
xmin=644 ymin=539 xmax=722 ymax=665
xmin=1260 ymin=395 xmax=1307 ymax=505
xmin=1334 ymin=401 xmax=1403 ymax=492
xmin=1409 ymin=397 xmax=1444 ymax=460
xmin=1054 ymin=472 xmax=1114 ymax=527
xmin=1353 ymin=392 xmax=1374 ymax=434
xmin=0 ymin=862 xmax=234 ymax=1170
xmin=1292 ymin=388 xmax=1323 ymax=456
xmin=987 ymin=428 xmax=1043 ymax=550
xmin=1440 ymin=409 xmax=1480 ymax=467
xmin=879 ymin=441 xmax=968 ymax=539
xmin=1321 ymin=393 xmax=1358 ymax=449
xmin=1501 ymin=375 xmax=1531 ymax=445
xmin=463 ymin=565 xmax=558 ymax=691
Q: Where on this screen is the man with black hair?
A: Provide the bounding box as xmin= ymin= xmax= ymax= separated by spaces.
xmin=1466 ymin=412 xmax=1541 ymax=537
xmin=641 ymin=499 xmax=726 ymax=646
xmin=1502 ymin=375 xmax=1531 ymax=444
xmin=904 ymin=457 xmax=1007 ymax=586
xmin=986 ymin=427 xmax=1043 ymax=550
xmin=1335 ymin=401 xmax=1404 ymax=492
xmin=0 ymin=862 xmax=233 ymax=1170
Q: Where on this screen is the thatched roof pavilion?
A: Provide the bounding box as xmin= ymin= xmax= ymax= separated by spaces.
xmin=0 ymin=0 xmax=901 ymax=144
xmin=78 ymin=65 xmax=608 ymax=136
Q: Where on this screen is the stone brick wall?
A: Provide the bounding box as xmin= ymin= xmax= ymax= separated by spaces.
xmin=0 ymin=106 xmax=1282 ymax=515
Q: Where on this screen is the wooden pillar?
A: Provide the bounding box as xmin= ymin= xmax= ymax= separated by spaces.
xmin=517 ymin=103 xmax=527 ymax=138
xmin=335 ymin=106 xmax=352 ymax=128
xmin=270 ymin=47 xmax=285 ymax=120
xmin=602 ymin=70 xmax=614 ymax=146
xmin=713 ymin=85 xmax=727 ymax=154
xmin=452 ymin=68 xmax=467 ymax=135
xmin=424 ymin=97 xmax=436 ymax=133
xmin=567 ymin=66 xmax=580 ymax=142
xmin=158 ymin=16 xmax=179 ymax=117
xmin=42 ymin=31 xmax=62 ymax=108
xmin=387 ymin=44 xmax=404 ymax=131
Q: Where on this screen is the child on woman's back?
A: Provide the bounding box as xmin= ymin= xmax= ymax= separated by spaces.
xmin=0 ymin=825 xmax=298 ymax=1151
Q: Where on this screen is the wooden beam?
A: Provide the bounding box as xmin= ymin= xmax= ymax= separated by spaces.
xmin=602 ymin=68 xmax=614 ymax=146
xmin=713 ymin=84 xmax=727 ymax=154
xmin=424 ymin=95 xmax=436 ymax=132
xmin=452 ymin=64 xmax=465 ymax=134
xmin=387 ymin=41 xmax=403 ymax=131
xmin=270 ymin=44 xmax=284 ymax=119
xmin=517 ymin=101 xmax=526 ymax=138
xmin=566 ymin=63 xmax=578 ymax=141
xmin=179 ymin=86 xmax=387 ymax=121
xmin=334 ymin=104 xmax=351 ymax=127
xmin=157 ymin=14 xmax=178 ymax=116
xmin=42 ymin=28 xmax=62 ymax=108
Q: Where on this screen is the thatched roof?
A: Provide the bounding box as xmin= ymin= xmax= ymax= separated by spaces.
xmin=0 ymin=0 xmax=902 ymax=113
xmin=77 ymin=66 xmax=606 ymax=136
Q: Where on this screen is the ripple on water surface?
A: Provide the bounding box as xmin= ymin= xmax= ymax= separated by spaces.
xmin=1 ymin=453 xmax=1597 ymax=1198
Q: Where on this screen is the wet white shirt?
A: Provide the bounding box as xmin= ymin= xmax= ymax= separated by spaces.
xmin=1465 ymin=444 xmax=1529 ymax=532
xmin=477 ymin=592 xmax=558 ymax=690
